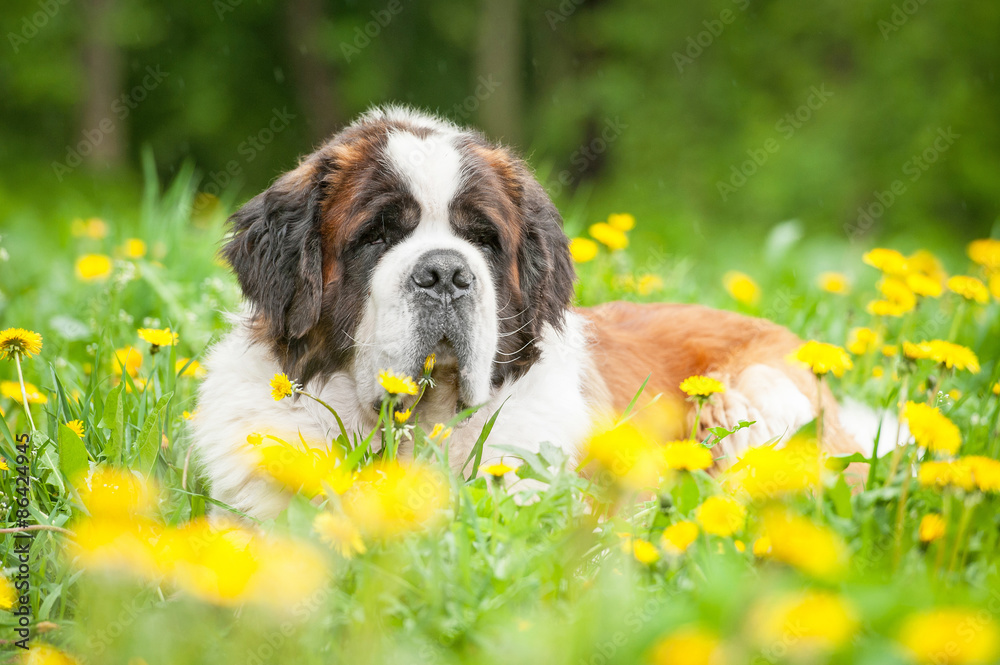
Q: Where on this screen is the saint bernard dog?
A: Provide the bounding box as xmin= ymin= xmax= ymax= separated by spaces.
xmin=192 ymin=106 xmax=877 ymax=520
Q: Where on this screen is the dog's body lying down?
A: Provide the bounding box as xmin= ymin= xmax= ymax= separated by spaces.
xmin=192 ymin=106 xmax=872 ymax=520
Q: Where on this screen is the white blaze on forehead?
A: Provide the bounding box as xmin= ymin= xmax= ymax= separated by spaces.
xmin=384 ymin=130 xmax=463 ymax=232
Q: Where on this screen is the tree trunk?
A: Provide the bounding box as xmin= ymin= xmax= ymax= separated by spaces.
xmin=285 ymin=0 xmax=343 ymax=140
xmin=80 ymin=0 xmax=123 ymax=168
xmin=475 ymin=0 xmax=524 ymax=145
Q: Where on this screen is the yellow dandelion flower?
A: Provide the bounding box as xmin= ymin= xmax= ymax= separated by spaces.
xmin=818 ymin=271 xmax=850 ymax=294
xmin=630 ymin=539 xmax=660 ymax=564
xmin=394 ymin=408 xmax=412 ymax=423
xmin=66 ymin=420 xmax=85 ymax=437
xmin=75 ymin=254 xmax=113 ymax=281
xmin=907 ymin=272 xmax=944 ymax=297
xmin=423 ymin=354 xmax=436 ymax=374
xmin=269 ymin=373 xmax=294 ymax=401
xmin=182 ymin=410 xmax=196 ymax=421
xmin=882 ymin=344 xmax=899 ymax=357
xmin=137 ymin=327 xmax=178 ymax=347
xmin=585 ymin=421 xmax=666 ymax=490
xmin=429 ymin=423 xmax=453 ymax=441
xmin=588 ymin=222 xmax=629 ymax=250
xmin=846 ymin=327 xmax=879 ymax=355
xmin=1 ymin=380 xmax=48 ymax=404
xmin=649 ymin=626 xmax=721 ymax=665
xmin=966 ymin=456 xmax=1000 ymax=492
xmin=112 ymin=347 xmax=143 ymax=377
xmin=863 ymin=247 xmax=909 ymax=275
xmin=661 ymin=521 xmax=699 ymax=555
xmin=23 ymin=644 xmax=80 ymax=665
xmin=867 ymin=298 xmax=913 ymax=317
xmin=872 ymin=366 xmax=885 ymax=379
xmin=752 ymin=536 xmax=772 ymax=557
xmin=878 ymin=276 xmax=918 ymax=311
xmin=0 ymin=574 xmax=14 ymax=610
xmin=342 ymin=461 xmax=449 ymax=540
xmin=919 ymin=514 xmax=946 ymax=543
xmin=249 ymin=433 xmax=351 ymax=497
xmin=754 ymin=591 xmax=858 ymax=653
xmin=679 ymin=375 xmax=726 ymax=398
xmin=662 ymin=440 xmax=713 ymax=471
xmin=904 ymin=402 xmax=961 ymax=456
xmin=637 ymin=274 xmax=664 ymax=296
xmin=968 ymin=238 xmax=1000 ymax=272
xmin=725 ymin=439 xmax=822 ymax=500
xmin=0 ymin=328 xmax=43 ymax=360
xmin=994 ymin=382 xmax=1000 ymax=396
xmin=482 ymin=461 xmax=517 ymax=477
xmin=918 ymin=460 xmax=975 ymax=491
xmin=908 ymin=249 xmax=948 ymax=284
xmin=734 ymin=539 xmax=746 ymax=553
xmin=378 ymin=369 xmax=418 ymax=396
xmin=723 ymin=271 xmax=760 ymax=306
xmin=122 ymin=238 xmax=147 ymax=259
xmin=898 ymin=608 xmax=999 ymax=665
xmin=569 ymin=237 xmax=599 ymax=263
xmin=760 ymin=507 xmax=847 ymax=578
xmin=0 ymin=458 xmax=8 ymax=471
xmin=74 ymin=217 xmax=108 ymax=239
xmin=695 ymin=496 xmax=746 ymax=537
xmin=789 ymin=340 xmax=853 ymax=377
xmin=314 ymin=512 xmax=366 ymax=559
xmin=990 ymin=273 xmax=1000 ymax=301
xmin=905 ymin=340 xmax=980 ymax=374
xmin=948 ymin=275 xmax=990 ymax=304
xmin=607 ymin=213 xmax=636 ymax=231
xmin=175 ymin=358 xmax=206 ymax=378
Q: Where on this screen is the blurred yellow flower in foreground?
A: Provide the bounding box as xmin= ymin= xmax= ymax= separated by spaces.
xmin=661 ymin=521 xmax=699 ymax=555
xmin=919 ymin=460 xmax=975 ymax=492
xmin=79 ymin=467 xmax=155 ymax=518
xmin=679 ymin=375 xmax=726 ymax=398
xmin=904 ymin=401 xmax=961 ymax=456
xmin=71 ymin=217 xmax=108 ymax=239
xmin=908 ymin=249 xmax=947 ymax=283
xmin=898 ymin=608 xmax=999 ymax=665
xmin=760 ymin=508 xmax=847 ymax=578
xmin=75 ymin=254 xmax=113 ymax=281
xmin=482 ymin=461 xmax=517 ymax=477
xmin=314 ymin=511 xmax=366 ymax=559
xmin=846 ymin=327 xmax=879 ymax=355
xmin=994 ymin=382 xmax=1000 ymax=396
xmin=818 ymin=271 xmax=850 ymax=294
xmin=754 ymin=591 xmax=858 ymax=653
xmin=343 ymin=461 xmax=449 ymax=540
xmin=947 ymin=275 xmax=990 ymax=304
xmin=723 ymin=271 xmax=760 ymax=306
xmin=0 ymin=574 xmax=14 ymax=610
xmin=990 ymin=273 xmax=1000 ymax=301
xmin=637 ymin=274 xmax=664 ymax=296
xmin=1 ymin=380 xmax=47 ymax=404
xmin=878 ymin=276 xmax=918 ymax=312
xmin=137 ymin=327 xmax=178 ymax=347
xmin=585 ymin=421 xmax=666 ymax=490
xmin=0 ymin=328 xmax=42 ymax=360
xmin=903 ymin=340 xmax=980 ymax=374
xmin=378 ymin=369 xmax=418 ymax=396
xmin=725 ymin=439 xmax=822 ymax=501
xmin=270 ymin=373 xmax=294 ymax=401
xmin=630 ymin=538 xmax=660 ymax=564
xmin=863 ymin=248 xmax=908 ymax=275
xmin=112 ymin=346 xmax=143 ymax=377
xmin=24 ymin=644 xmax=80 ymax=665
xmin=607 ymin=213 xmax=636 ymax=231
xmin=248 ymin=432 xmax=352 ymax=497
xmin=752 ymin=536 xmax=772 ymax=557
xmin=122 ymin=238 xmax=147 ymax=259
xmin=589 ymin=222 xmax=629 ymax=250
xmin=919 ymin=514 xmax=946 ymax=543
xmin=968 ymin=238 xmax=1000 ymax=271
xmin=176 ymin=358 xmax=206 ymax=378
xmin=66 ymin=420 xmax=84 ymax=437
xmin=662 ymin=440 xmax=713 ymax=472
xmin=695 ymin=496 xmax=746 ymax=537
xmin=867 ymin=298 xmax=913 ymax=318
xmin=789 ymin=340 xmax=853 ymax=377
xmin=569 ymin=237 xmax=599 ymax=263
xmin=907 ymin=272 xmax=944 ymax=297
xmin=649 ymin=626 xmax=721 ymax=665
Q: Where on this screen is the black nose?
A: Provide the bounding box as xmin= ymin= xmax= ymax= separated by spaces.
xmin=411 ymin=250 xmax=474 ymax=301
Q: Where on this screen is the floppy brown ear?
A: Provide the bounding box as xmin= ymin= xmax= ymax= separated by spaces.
xmin=222 ymin=162 xmax=324 ymax=341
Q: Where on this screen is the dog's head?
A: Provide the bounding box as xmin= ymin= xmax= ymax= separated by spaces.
xmin=222 ymin=106 xmax=575 ymax=413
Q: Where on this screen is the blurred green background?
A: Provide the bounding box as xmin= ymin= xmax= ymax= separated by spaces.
xmin=2 ymin=0 xmax=998 ymax=253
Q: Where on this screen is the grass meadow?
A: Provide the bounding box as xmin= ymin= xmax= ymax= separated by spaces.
xmin=1 ymin=168 xmax=1000 ymax=665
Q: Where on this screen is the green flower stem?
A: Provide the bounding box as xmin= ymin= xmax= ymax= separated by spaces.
xmin=815 ymin=374 xmax=826 ymax=448
xmin=13 ymin=352 xmax=36 ymax=432
xmin=296 ymin=389 xmax=350 ymax=444
xmin=947 ymin=496 xmax=976 ymax=576
xmin=892 ymin=443 xmax=917 ymax=567
xmin=947 ymin=301 xmax=967 ymax=343
xmin=689 ymin=398 xmax=705 ymax=441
